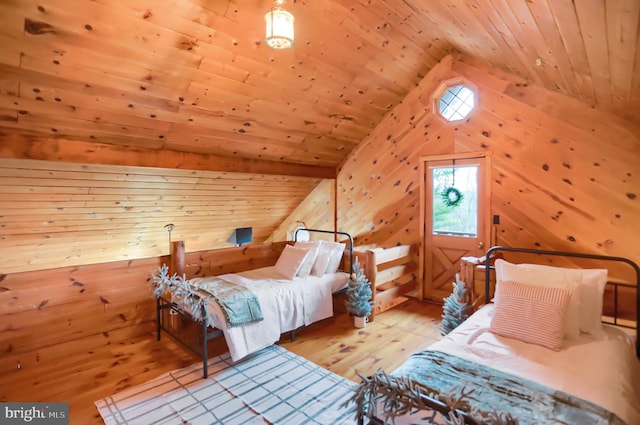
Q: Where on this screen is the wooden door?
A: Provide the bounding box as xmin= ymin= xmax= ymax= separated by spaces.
xmin=420 ymin=153 xmax=491 ymax=301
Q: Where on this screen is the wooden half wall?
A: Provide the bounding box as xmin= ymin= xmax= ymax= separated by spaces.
xmin=0 ymin=241 xmax=288 ymax=380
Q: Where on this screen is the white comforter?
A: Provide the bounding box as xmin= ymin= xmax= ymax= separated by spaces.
xmin=432 ymin=305 xmax=640 ymax=425
xmin=191 ymin=267 xmax=349 ymax=362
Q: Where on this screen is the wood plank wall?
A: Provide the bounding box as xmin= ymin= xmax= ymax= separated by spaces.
xmin=0 ymin=256 xmax=162 ymax=377
xmin=0 ymin=157 xmax=322 ymax=274
xmin=0 ymin=141 xmax=333 ymax=385
xmin=453 ymin=55 xmax=640 ymax=260
xmin=0 ymin=241 xmax=288 ymax=381
xmin=267 ymin=179 xmax=336 ymax=243
xmin=336 ymin=54 xmax=639 ymax=312
xmin=337 ymin=55 xmax=456 ymax=249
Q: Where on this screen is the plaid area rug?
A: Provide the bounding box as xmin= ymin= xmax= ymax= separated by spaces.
xmin=95 ymin=345 xmax=357 ymax=425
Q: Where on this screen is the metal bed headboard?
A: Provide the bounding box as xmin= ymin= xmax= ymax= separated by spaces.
xmin=294 ymin=228 xmax=354 ymax=276
xmin=484 ymin=246 xmax=640 ymax=359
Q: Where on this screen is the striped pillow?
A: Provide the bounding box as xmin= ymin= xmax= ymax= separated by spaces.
xmin=490 ymin=280 xmax=572 ymax=351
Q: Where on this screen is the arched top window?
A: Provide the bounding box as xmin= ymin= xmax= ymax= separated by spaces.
xmin=432 ymin=79 xmax=477 ymax=123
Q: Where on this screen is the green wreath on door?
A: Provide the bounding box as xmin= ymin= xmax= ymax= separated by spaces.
xmin=441 ymin=186 xmax=463 ymax=208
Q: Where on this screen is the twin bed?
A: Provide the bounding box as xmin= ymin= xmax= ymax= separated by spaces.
xmin=353 ymin=246 xmax=640 ymax=425
xmin=153 ymin=229 xmax=353 ymax=377
xmin=152 ymin=238 xmax=640 ymax=424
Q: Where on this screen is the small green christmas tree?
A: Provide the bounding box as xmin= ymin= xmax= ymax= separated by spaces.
xmin=440 ymin=274 xmax=472 ymax=336
xmin=345 ymin=257 xmax=373 ymax=318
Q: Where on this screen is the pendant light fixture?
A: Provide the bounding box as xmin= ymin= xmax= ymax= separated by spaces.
xmin=265 ymin=0 xmax=294 ymax=49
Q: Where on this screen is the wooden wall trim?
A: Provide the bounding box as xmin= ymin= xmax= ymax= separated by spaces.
xmin=0 ymin=133 xmax=336 ymax=179
xmin=419 ymin=151 xmax=492 ymax=162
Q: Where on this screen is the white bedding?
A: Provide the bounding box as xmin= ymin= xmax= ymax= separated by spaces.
xmin=432 ymin=304 xmax=640 ymax=425
xmin=190 ymin=266 xmax=349 ymax=362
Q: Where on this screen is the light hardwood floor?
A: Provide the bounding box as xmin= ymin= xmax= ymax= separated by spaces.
xmin=1 ymin=297 xmax=443 ymax=425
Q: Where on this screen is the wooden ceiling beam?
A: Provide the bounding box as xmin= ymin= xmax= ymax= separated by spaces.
xmin=0 ymin=133 xmax=336 ymax=178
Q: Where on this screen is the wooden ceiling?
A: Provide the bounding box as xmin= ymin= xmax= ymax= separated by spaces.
xmin=0 ymin=0 xmax=639 ymax=172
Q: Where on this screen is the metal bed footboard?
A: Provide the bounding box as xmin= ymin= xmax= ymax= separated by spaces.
xmin=156 ymin=297 xmax=222 ymax=378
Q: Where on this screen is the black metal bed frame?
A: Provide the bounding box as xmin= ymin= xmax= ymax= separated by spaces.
xmin=156 ymin=297 xmax=221 ymax=378
xmin=156 ymin=229 xmax=354 ymax=378
xmin=294 ymin=227 xmax=355 ymax=278
xmin=362 ymin=246 xmax=640 ymax=425
xmin=485 ymin=246 xmax=640 ymax=359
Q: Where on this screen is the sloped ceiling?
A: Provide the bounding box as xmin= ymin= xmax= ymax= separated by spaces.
xmin=0 ymin=0 xmax=638 ymax=172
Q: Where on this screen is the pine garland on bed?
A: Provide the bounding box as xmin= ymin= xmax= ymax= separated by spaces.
xmin=440 ymin=274 xmax=472 ymax=336
xmin=150 ymin=264 xmax=216 ymax=328
xmin=343 ymin=368 xmax=519 ymax=425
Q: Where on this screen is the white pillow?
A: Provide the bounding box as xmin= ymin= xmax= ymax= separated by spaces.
xmin=274 ymin=245 xmax=310 ymax=280
xmin=490 ymin=280 xmax=572 ymax=351
xmin=576 ymin=268 xmax=608 ymax=337
xmin=294 ymin=241 xmax=321 ymax=278
xmin=324 ymin=242 xmax=347 ymax=274
xmin=311 ymin=241 xmax=334 ymax=276
xmin=495 ymin=259 xmax=608 ymax=339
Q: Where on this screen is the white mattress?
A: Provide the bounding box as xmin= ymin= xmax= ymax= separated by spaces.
xmin=190 ymin=267 xmax=349 ymax=362
xmin=431 ymin=304 xmax=640 ymax=424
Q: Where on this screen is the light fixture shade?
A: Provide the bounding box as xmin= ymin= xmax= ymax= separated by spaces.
xmin=265 ymin=1 xmax=294 ymax=49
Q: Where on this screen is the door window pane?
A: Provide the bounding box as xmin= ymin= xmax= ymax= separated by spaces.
xmin=432 ymin=165 xmax=478 ymax=237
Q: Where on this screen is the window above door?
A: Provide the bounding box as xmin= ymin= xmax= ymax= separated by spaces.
xmin=432 ymin=78 xmax=477 ymax=123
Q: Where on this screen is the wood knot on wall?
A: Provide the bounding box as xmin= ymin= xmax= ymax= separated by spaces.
xmin=24 ymin=18 xmax=56 ymax=35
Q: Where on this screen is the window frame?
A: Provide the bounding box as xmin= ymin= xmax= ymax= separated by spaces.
xmin=432 ymin=78 xmax=478 ymax=124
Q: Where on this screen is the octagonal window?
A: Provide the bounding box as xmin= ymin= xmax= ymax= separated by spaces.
xmin=438 ymin=84 xmax=475 ymax=122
